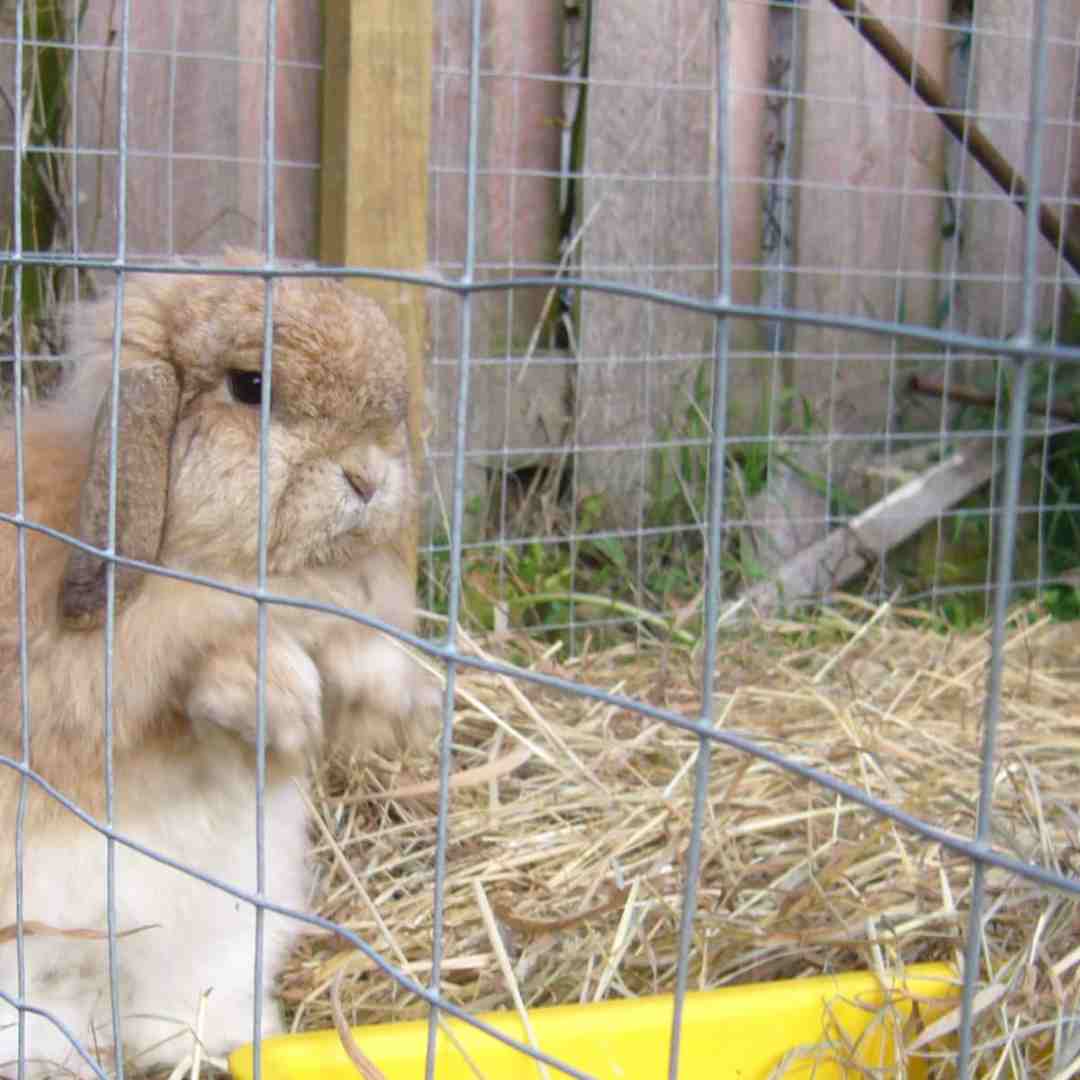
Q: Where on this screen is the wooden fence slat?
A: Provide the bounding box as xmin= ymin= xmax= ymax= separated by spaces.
xmin=73 ymin=2 xmax=319 ymax=260
xmin=960 ymin=0 xmax=1080 ymax=343
xmin=423 ymin=2 xmax=566 ymax=531
xmin=576 ymin=0 xmax=768 ymax=527
xmin=756 ymin=0 xmax=951 ymax=570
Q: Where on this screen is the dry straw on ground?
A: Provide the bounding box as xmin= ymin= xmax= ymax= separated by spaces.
xmin=280 ymin=597 xmax=1080 ymax=1078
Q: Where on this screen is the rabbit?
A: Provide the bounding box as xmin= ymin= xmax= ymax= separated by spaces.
xmin=0 ymin=253 xmax=439 ymax=1077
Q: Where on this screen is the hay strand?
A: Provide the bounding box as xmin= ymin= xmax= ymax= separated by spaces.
xmin=278 ymin=601 xmax=1080 ymax=1077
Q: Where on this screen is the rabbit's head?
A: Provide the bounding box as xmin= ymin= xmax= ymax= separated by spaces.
xmin=61 ymin=255 xmax=416 ymax=628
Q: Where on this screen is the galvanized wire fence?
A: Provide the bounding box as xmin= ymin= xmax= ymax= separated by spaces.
xmin=3 ymin=0 xmax=1080 ymax=1078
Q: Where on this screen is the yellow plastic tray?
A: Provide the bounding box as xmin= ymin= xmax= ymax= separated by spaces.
xmin=229 ymin=962 xmax=956 ymax=1079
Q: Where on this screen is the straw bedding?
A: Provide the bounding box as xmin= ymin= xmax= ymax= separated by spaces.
xmin=282 ymin=598 xmax=1080 ymax=1077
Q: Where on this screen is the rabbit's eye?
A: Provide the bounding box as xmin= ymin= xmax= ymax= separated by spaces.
xmin=227 ymin=369 xmax=264 ymax=407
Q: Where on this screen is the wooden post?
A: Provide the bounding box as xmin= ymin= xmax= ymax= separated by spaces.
xmin=321 ymin=1 xmax=432 ymax=569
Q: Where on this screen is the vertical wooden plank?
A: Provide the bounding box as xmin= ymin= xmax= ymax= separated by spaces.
xmin=321 ymin=1 xmax=432 ymax=566
xmin=792 ymin=0 xmax=949 ymax=399
xmin=794 ymin=0 xmax=950 ymax=342
xmin=479 ymin=2 xmax=563 ymax=349
xmin=576 ymin=0 xmax=710 ymax=529
xmin=0 ymin=5 xmax=17 ymax=261
xmin=236 ymin=3 xmax=323 ymax=258
xmin=959 ymin=0 xmax=1080 ymax=341
xmin=425 ymin=1 xmax=566 ymax=531
xmin=72 ymin=0 xmax=320 ymax=260
xmin=576 ymin=0 xmax=769 ymax=527
xmin=729 ymin=1 xmax=771 ymax=347
xmin=1069 ymin=78 xmax=1080 ymax=269
xmin=773 ymin=0 xmax=949 ymax=565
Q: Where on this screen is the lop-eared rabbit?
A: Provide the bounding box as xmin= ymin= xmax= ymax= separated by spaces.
xmin=0 ymin=256 xmax=437 ymax=1076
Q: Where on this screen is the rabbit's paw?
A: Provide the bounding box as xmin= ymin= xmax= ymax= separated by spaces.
xmin=319 ymin=629 xmax=441 ymax=750
xmin=186 ymin=632 xmax=323 ymax=756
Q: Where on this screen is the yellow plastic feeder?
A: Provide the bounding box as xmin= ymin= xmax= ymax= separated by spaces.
xmin=229 ymin=962 xmax=957 ymax=1079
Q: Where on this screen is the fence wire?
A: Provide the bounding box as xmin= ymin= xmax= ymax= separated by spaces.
xmin=3 ymin=1 xmax=1080 ymax=1078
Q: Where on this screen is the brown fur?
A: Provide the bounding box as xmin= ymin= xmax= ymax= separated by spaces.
xmin=0 ymin=255 xmax=442 ymax=1075
xmin=0 ymin=251 xmax=435 ymax=862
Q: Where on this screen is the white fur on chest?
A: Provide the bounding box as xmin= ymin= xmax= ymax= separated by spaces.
xmin=0 ymin=734 xmax=309 ymax=1078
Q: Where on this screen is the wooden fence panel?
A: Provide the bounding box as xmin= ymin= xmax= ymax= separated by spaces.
xmin=72 ymin=0 xmax=319 ymax=260
xmin=18 ymin=0 xmax=1080 ymax=563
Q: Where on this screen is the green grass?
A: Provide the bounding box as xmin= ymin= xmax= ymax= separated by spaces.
xmin=890 ymin=325 xmax=1080 ymax=629
xmin=1 ymin=1 xmax=83 ymax=399
xmin=421 ymin=333 xmax=1080 ymax=647
xmin=419 ymin=362 xmax=831 ymax=650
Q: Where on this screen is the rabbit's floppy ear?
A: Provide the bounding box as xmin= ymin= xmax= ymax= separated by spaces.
xmin=60 ymin=363 xmax=181 ymax=629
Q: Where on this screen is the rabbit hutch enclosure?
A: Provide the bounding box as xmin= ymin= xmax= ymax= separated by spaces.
xmin=3 ymin=0 xmax=1080 ymax=1077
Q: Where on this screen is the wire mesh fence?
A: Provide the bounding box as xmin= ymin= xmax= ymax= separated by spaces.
xmin=2 ymin=0 xmax=1080 ymax=1077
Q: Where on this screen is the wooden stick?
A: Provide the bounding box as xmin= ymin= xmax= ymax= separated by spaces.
xmin=909 ymin=373 xmax=1079 ymax=422
xmin=726 ymin=441 xmax=1004 ymax=619
xmin=827 ymin=0 xmax=1080 ymax=277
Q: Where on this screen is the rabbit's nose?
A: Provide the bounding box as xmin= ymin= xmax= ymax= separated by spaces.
xmin=344 ymin=467 xmax=377 ymax=504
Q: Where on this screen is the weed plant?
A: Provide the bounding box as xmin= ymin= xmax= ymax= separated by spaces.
xmin=891 ymin=322 xmax=1080 ymax=628
xmin=420 ymin=363 xmax=809 ymax=650
xmin=1 ymin=2 xmax=84 ymax=403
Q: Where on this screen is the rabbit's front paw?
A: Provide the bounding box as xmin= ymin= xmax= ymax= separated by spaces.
xmin=319 ymin=629 xmax=441 ymax=750
xmin=186 ymin=632 xmax=323 ymax=756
